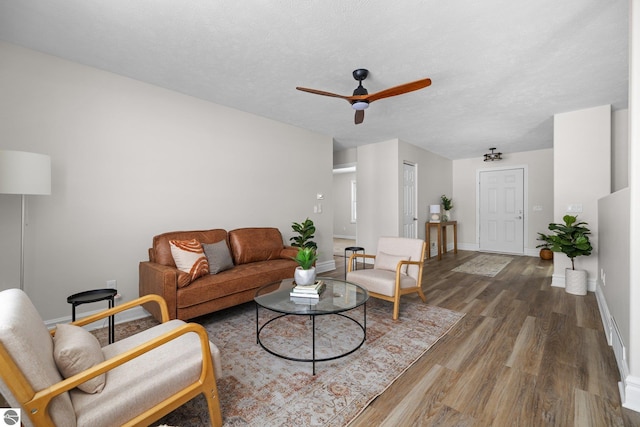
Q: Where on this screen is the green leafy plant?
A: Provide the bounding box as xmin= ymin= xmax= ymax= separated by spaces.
xmin=441 ymin=194 xmax=453 ymax=211
xmin=547 ymin=215 xmax=592 ymax=270
xmin=291 ymin=247 xmax=318 ymax=270
xmin=290 ymin=218 xmax=317 ymax=250
xmin=536 ymin=232 xmax=552 ymax=249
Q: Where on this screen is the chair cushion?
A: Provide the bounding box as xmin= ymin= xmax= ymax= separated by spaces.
xmin=376 ymin=237 xmax=425 ymax=279
xmin=0 ymin=289 xmax=76 ymax=427
xmin=203 ymin=240 xmax=234 ymax=274
xmin=374 ymin=251 xmax=410 ymax=274
xmin=169 ymin=239 xmax=209 ymax=285
xmin=347 ymin=269 xmax=417 ymax=297
xmin=70 ymin=320 xmax=221 ymax=427
xmin=53 ymin=324 xmax=106 ymax=394
xmin=229 ymin=227 xmax=286 ymax=265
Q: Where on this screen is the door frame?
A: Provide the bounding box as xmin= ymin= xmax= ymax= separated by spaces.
xmin=475 ymin=164 xmax=529 ymax=254
xmin=402 ymin=161 xmax=418 ymax=238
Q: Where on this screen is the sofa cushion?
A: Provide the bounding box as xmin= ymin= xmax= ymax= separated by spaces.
xmin=177 ymin=258 xmax=298 ymax=307
xmin=229 ymin=227 xmax=286 ymax=265
xmin=202 ymin=241 xmax=234 ymax=274
xmin=69 ymin=320 xmax=221 ymax=427
xmin=53 ymin=324 xmax=106 ymax=394
xmin=152 ymin=229 xmax=228 ymax=266
xmin=169 ymin=239 xmax=209 ymax=285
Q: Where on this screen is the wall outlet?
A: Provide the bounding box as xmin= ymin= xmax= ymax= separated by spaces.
xmin=106 ymin=279 xmax=117 ymax=289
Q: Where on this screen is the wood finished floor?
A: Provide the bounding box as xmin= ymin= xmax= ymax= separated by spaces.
xmin=326 ymin=250 xmax=640 ymax=427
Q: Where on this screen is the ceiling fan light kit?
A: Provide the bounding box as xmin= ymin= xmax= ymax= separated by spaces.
xmin=484 ymin=148 xmax=503 ymax=162
xmin=296 ymin=68 xmax=431 ymax=125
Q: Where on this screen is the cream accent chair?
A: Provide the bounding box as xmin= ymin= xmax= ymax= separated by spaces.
xmin=0 ymin=289 xmax=223 ymax=427
xmin=347 ymin=237 xmax=427 ymax=320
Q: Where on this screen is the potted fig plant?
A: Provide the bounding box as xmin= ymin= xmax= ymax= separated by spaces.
xmin=441 ymin=194 xmax=453 ymax=221
xmin=292 ymin=246 xmax=318 ymax=286
xmin=536 ymin=232 xmax=554 ymax=260
xmin=546 ymin=214 xmax=592 ymax=295
xmin=290 ymin=218 xmax=317 ymax=250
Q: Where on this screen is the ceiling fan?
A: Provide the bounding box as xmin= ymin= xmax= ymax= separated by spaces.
xmin=296 ymin=69 xmax=432 ymax=124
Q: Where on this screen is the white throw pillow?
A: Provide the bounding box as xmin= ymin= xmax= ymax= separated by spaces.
xmin=374 ymin=251 xmax=410 ymax=274
xmin=169 ymin=239 xmax=210 ymax=284
xmin=53 ymin=323 xmax=106 ymax=393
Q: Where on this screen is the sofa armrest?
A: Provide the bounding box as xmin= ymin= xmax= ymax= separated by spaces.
xmin=139 ymin=262 xmax=179 ymax=321
xmin=280 ymin=246 xmax=299 ymax=259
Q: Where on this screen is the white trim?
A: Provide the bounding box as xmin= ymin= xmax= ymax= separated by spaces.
xmin=475 ymin=164 xmax=529 ymax=254
xmin=595 ymin=284 xmax=640 ymax=412
xmin=316 ymin=259 xmax=336 ymax=273
xmin=45 ymin=306 xmax=149 ymax=331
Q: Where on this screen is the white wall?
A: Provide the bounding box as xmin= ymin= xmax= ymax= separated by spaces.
xmin=0 ymin=41 xmax=334 ymax=321
xmin=332 ymin=171 xmax=356 ymax=238
xmin=355 ymin=138 xmax=452 ymax=257
xmin=452 ymin=149 xmax=554 ymax=255
xmin=553 ymin=105 xmax=611 ymax=290
xmin=356 ymin=139 xmax=400 ymax=256
xmin=613 ymin=109 xmax=629 ymax=191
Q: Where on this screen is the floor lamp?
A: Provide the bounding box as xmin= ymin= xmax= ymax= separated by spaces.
xmin=0 ymin=150 xmax=51 ymax=291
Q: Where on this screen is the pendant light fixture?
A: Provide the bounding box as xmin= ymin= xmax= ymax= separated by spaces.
xmin=484 ymin=147 xmax=502 ymax=162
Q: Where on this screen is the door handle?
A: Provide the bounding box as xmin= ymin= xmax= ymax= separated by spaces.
xmin=516 ymin=216 xmax=522 ymax=219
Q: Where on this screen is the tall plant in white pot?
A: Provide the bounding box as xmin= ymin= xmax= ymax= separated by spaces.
xmin=547 ymin=215 xmax=593 ymax=295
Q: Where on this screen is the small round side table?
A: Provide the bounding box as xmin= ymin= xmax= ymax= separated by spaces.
xmin=344 ymin=246 xmax=365 ymax=279
xmin=67 ymin=288 xmax=117 ymax=344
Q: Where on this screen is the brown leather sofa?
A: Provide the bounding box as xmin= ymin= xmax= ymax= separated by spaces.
xmin=139 ymin=227 xmax=298 ymax=321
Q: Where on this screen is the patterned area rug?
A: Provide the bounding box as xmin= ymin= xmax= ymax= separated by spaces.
xmin=147 ymin=297 xmax=463 ymax=426
xmin=451 ymin=254 xmax=514 ymax=277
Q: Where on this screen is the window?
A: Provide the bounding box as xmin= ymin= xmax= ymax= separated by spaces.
xmin=351 ymin=180 xmax=357 ymax=223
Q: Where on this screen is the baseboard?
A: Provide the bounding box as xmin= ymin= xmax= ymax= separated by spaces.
xmin=595 ymin=284 xmax=640 ymax=412
xmin=316 ymin=259 xmax=336 ymax=273
xmin=45 ymin=305 xmax=150 ymax=331
xmin=333 ymin=234 xmax=356 ymax=240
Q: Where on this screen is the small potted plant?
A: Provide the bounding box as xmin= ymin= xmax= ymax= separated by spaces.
xmin=547 ymin=214 xmax=593 ymax=295
xmin=536 ymin=233 xmax=554 ymax=260
xmin=292 ymin=247 xmax=318 ymax=285
xmin=441 ymin=195 xmax=453 ymax=221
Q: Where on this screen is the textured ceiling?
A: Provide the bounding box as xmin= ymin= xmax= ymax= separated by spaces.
xmin=0 ymin=1 xmax=629 ymax=159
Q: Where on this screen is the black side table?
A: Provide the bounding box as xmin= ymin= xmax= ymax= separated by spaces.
xmin=344 ymin=246 xmax=365 ymax=279
xmin=67 ymin=288 xmax=117 ymax=344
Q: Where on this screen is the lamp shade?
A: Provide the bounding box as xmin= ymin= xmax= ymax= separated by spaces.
xmin=430 ymin=204 xmax=441 ymax=214
xmin=0 ymin=150 xmax=51 ymax=195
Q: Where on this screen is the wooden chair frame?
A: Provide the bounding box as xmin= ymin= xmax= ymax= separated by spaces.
xmin=348 ymin=241 xmax=427 ymax=320
xmin=0 ymin=294 xmax=222 ymax=427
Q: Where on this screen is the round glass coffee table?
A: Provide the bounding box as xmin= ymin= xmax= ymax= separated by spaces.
xmin=254 ymin=278 xmax=369 ymax=375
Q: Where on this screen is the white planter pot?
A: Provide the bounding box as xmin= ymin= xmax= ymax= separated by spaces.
xmin=294 ymin=266 xmax=317 ymax=286
xmin=565 ymin=268 xmax=587 ymax=295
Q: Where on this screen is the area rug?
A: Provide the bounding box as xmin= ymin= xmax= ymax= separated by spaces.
xmin=146 ymin=298 xmax=463 ymax=427
xmin=451 ymin=254 xmax=513 ymax=277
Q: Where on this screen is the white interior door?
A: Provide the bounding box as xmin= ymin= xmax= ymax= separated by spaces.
xmin=479 ymin=168 xmax=524 ymax=253
xmin=402 ymin=162 xmax=417 ymax=238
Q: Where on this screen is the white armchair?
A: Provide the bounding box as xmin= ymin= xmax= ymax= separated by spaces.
xmin=0 ymin=288 xmax=222 ymax=427
xmin=347 ymin=237 xmax=427 ymax=320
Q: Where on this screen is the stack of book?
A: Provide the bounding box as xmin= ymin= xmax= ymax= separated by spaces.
xmin=290 ymin=280 xmax=325 ymax=299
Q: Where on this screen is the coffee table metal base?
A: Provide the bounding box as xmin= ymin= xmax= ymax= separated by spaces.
xmin=255 ymin=305 xmax=367 ymax=375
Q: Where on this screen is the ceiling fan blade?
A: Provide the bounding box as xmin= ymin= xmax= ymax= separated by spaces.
xmin=296 ymin=86 xmax=351 ymax=101
xmin=354 ymin=109 xmax=365 ymax=125
xmin=366 ymin=78 xmax=432 ymax=103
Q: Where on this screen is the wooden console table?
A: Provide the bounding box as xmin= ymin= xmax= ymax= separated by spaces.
xmin=425 ymin=221 xmax=458 ymax=261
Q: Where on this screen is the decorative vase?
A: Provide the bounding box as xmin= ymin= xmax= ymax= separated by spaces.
xmin=294 ymin=266 xmax=316 ymax=286
xmin=442 ymin=210 xmax=451 ymax=222
xmin=565 ymin=268 xmax=587 ymax=295
xmin=539 ymin=248 xmax=553 ymax=260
